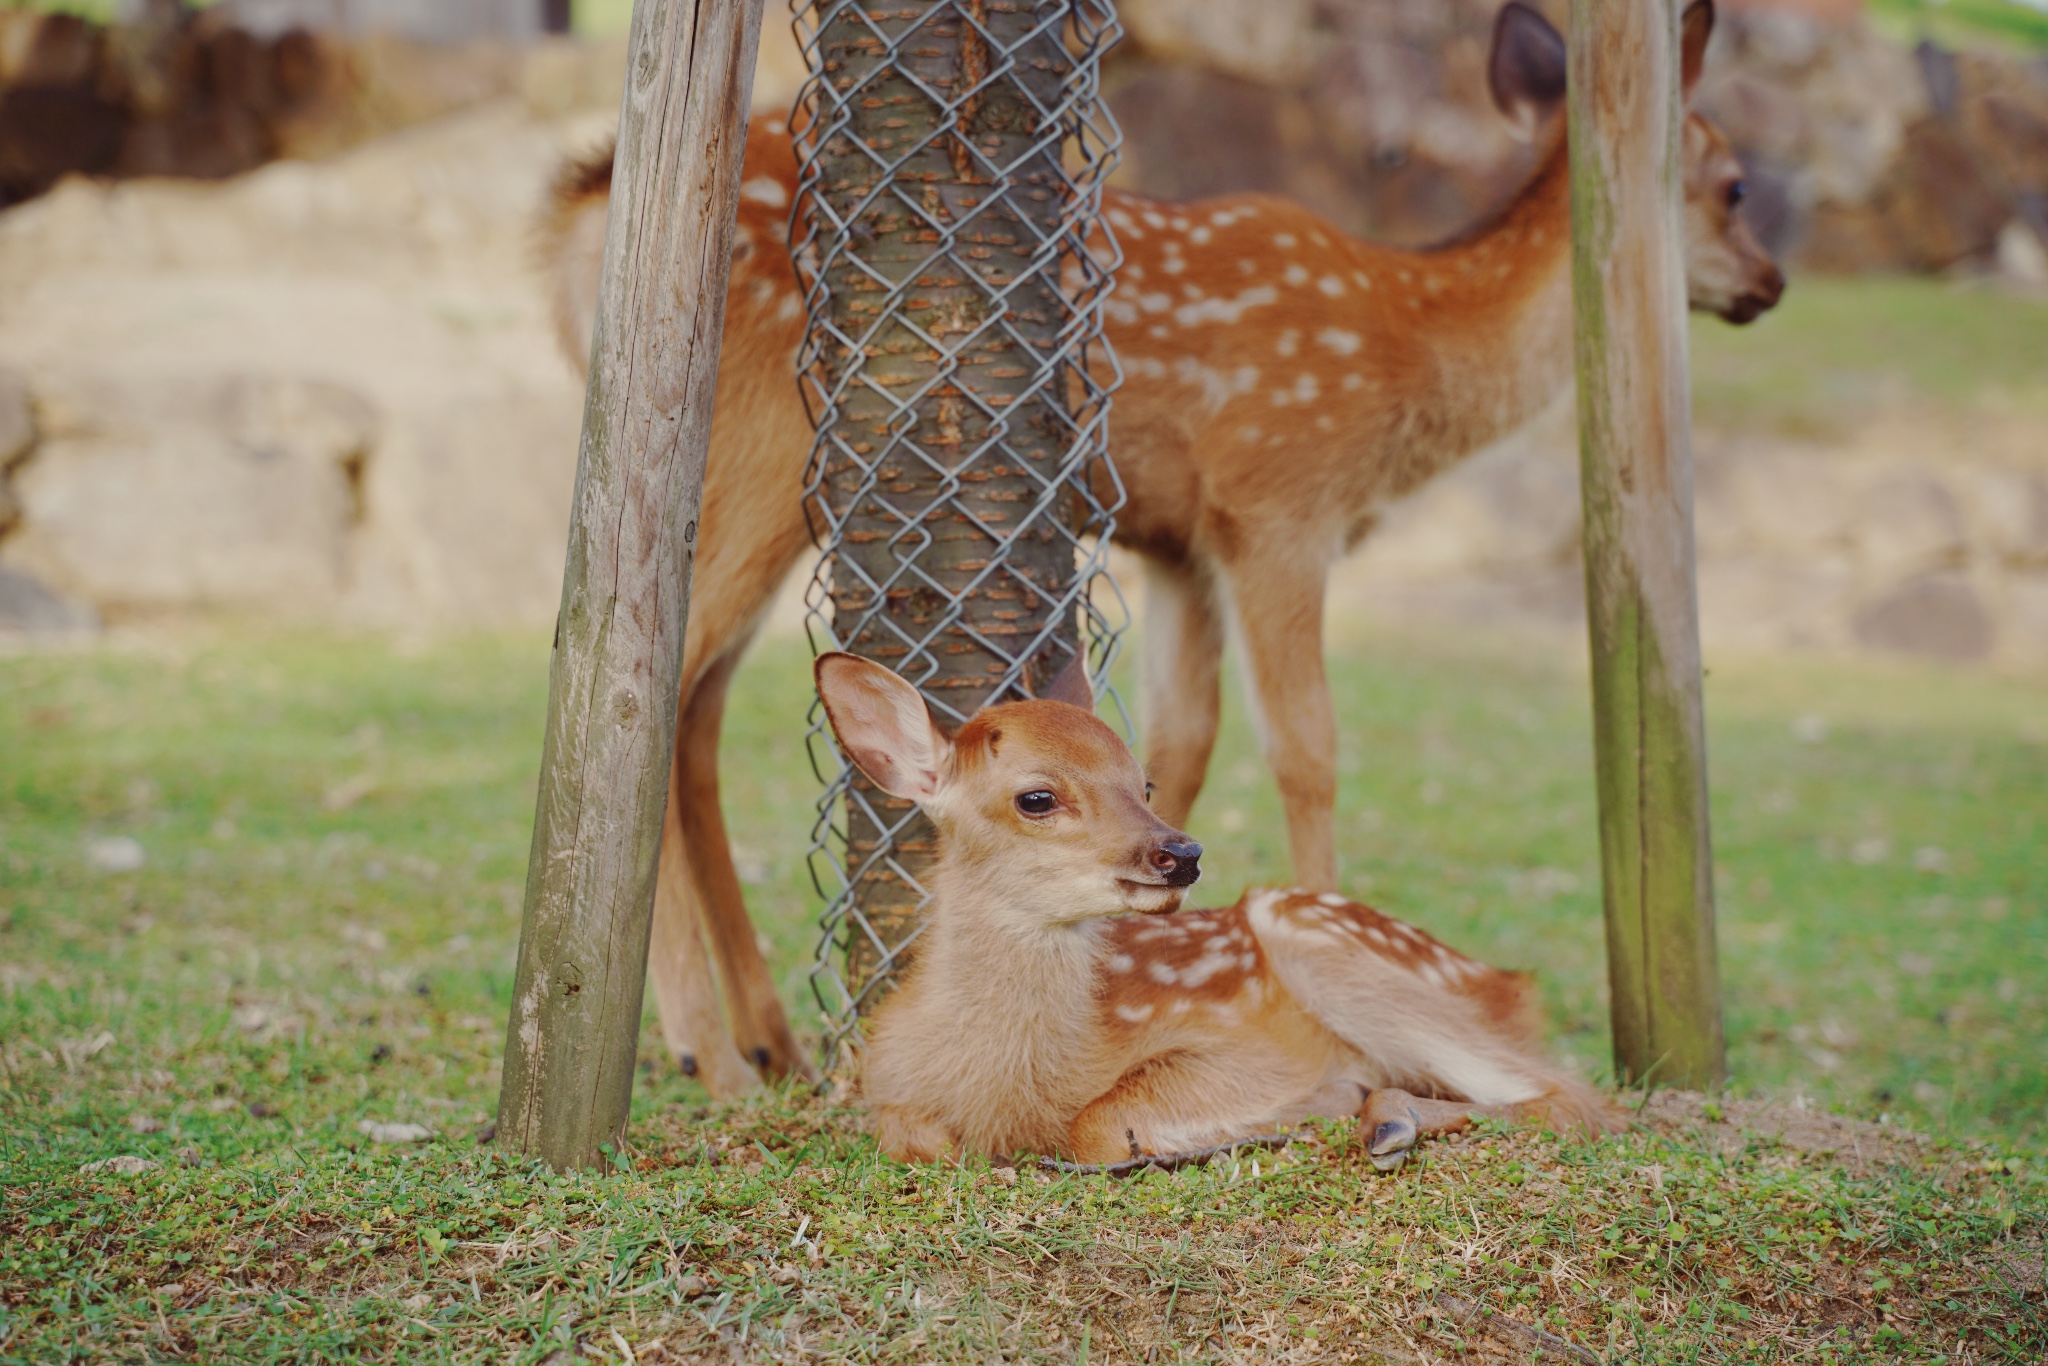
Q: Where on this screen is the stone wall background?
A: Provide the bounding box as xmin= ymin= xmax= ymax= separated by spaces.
xmin=0 ymin=0 xmax=2045 ymax=669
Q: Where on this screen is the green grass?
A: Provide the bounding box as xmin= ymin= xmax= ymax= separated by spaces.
xmin=2 ymin=626 xmax=2044 ymax=1360
xmin=1869 ymin=0 xmax=2048 ymax=55
xmin=1689 ymin=276 xmax=2048 ymax=439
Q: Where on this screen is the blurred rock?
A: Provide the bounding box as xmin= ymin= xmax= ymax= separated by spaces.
xmin=1853 ymin=573 xmax=1996 ymax=661
xmin=4 ymin=375 xmax=371 ymax=613
xmin=0 ymin=368 xmax=33 ymax=540
xmin=0 ymin=565 xmax=99 ymax=637
xmin=1335 ymin=411 xmax=2048 ymax=667
xmin=0 ymin=102 xmax=591 ymax=626
xmin=1101 ymin=1 xmax=2048 ymax=273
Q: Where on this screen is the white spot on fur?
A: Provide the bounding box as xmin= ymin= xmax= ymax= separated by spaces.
xmin=1143 ymin=211 xmax=1167 ymax=229
xmin=1317 ymin=275 xmax=1346 ymax=298
xmin=740 ymin=177 xmax=788 ymax=208
xmin=1238 ymin=258 xmax=1257 ymax=275
xmin=777 ymin=293 xmax=802 ymax=323
xmin=1170 ymin=998 xmax=1192 ymax=1013
xmin=1108 ymin=953 xmax=1135 ymax=973
xmin=1148 ymin=961 xmax=1179 ymax=985
xmin=1169 ymin=216 xmax=1190 ymax=231
xmin=1189 ymin=225 xmax=1213 ymax=245
xmin=1283 ymin=263 xmax=1310 ymax=287
xmin=1162 ymin=256 xmax=1186 ymax=275
xmin=1274 ymin=233 xmax=1298 ymax=249
xmin=1276 ymin=329 xmax=1299 ymax=357
xmin=1104 ymin=299 xmax=1139 ymax=325
xmin=1171 ymin=285 xmax=1277 ymax=328
xmin=1352 ymin=270 xmax=1371 ymax=289
xmin=1367 ymin=926 xmax=1390 ymax=947
xmin=1292 ymin=374 xmax=1320 ymax=403
xmin=1179 ymin=952 xmax=1236 ymax=988
xmin=1139 ymin=292 xmax=1172 ymax=314
xmin=1316 ymin=328 xmax=1362 ymax=356
xmin=1115 ymin=1002 xmax=1155 ymax=1023
xmin=1206 ymin=1003 xmax=1241 ymax=1025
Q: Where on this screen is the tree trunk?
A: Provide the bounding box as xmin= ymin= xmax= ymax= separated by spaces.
xmin=805 ymin=1 xmax=1085 ymax=994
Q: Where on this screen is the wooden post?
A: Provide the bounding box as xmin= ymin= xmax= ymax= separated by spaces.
xmin=497 ymin=0 xmax=766 ymax=1171
xmin=1567 ymin=0 xmax=1725 ymax=1088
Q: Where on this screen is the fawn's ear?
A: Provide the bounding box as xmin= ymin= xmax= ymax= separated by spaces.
xmin=1036 ymin=649 xmax=1094 ymax=711
xmin=1489 ymin=2 xmax=1568 ymax=142
xmin=815 ymin=653 xmax=951 ymax=804
xmin=1680 ymin=0 xmax=1714 ymax=101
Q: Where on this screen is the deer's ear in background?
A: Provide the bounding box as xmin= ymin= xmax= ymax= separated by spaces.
xmin=1680 ymin=0 xmax=1716 ymax=101
xmin=815 ymin=653 xmax=952 ymax=805
xmin=1488 ymin=2 xmax=1568 ymax=142
xmin=1037 ymin=650 xmax=1094 ymax=712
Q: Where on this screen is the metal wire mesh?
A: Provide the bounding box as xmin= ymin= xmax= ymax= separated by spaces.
xmin=788 ymin=0 xmax=1126 ymax=1065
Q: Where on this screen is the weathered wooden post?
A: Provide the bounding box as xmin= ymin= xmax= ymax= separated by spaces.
xmin=1567 ymin=0 xmax=1725 ymax=1088
xmin=497 ymin=0 xmax=766 ymax=1171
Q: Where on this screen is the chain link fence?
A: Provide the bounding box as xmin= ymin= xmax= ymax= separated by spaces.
xmin=787 ymin=0 xmax=1126 ymax=1066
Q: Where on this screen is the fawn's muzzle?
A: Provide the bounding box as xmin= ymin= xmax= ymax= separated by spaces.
xmin=1149 ymin=839 xmax=1204 ymax=888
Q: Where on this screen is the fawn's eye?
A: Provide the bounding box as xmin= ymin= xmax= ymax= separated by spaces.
xmin=1144 ymin=780 xmax=1156 ymax=805
xmin=1015 ymin=790 xmax=1059 ymax=817
xmin=1726 ymin=179 xmax=1747 ymax=210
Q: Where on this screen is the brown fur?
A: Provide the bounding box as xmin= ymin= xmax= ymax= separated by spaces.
xmin=817 ymin=652 xmax=1622 ymax=1164
xmin=536 ymin=6 xmax=1781 ymax=1090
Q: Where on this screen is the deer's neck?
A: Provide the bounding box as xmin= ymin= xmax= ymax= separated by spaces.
xmin=886 ymin=864 xmax=1118 ymax=1153
xmin=1388 ymin=133 xmax=1576 ymax=483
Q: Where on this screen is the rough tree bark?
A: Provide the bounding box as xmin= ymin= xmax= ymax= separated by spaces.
xmin=1567 ymin=0 xmax=1725 ymax=1088
xmin=808 ymin=0 xmax=1083 ymax=992
xmin=496 ymin=0 xmax=766 ymax=1171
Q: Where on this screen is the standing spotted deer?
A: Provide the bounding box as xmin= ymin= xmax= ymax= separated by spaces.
xmin=543 ymin=1 xmax=1781 ymax=1092
xmin=814 ymin=650 xmax=1621 ymax=1165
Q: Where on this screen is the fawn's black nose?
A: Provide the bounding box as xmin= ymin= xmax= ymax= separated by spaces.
xmin=1150 ymin=839 xmax=1204 ymax=887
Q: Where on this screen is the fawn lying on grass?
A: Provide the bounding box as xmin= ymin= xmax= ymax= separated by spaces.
xmin=815 ymin=650 xmax=1623 ymax=1166
xmin=544 ymin=0 xmax=1781 ymax=1093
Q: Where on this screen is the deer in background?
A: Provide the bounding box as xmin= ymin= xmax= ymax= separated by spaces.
xmin=542 ymin=0 xmax=1782 ymax=1093
xmin=814 ymin=650 xmax=1621 ymax=1165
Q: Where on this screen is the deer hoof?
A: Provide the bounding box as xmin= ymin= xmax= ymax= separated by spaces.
xmin=1366 ymin=1108 xmax=1419 ymax=1172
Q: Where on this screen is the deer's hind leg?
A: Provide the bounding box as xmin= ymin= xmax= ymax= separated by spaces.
xmin=1244 ymin=891 xmax=1622 ymax=1165
xmin=675 ymin=646 xmax=813 ymax=1082
xmin=648 ymin=724 xmax=757 ymax=1097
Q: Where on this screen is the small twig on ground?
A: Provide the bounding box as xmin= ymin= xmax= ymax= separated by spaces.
xmin=1433 ymin=1293 xmax=1602 ymax=1364
xmin=1039 ymin=1133 xmax=1292 ymax=1178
